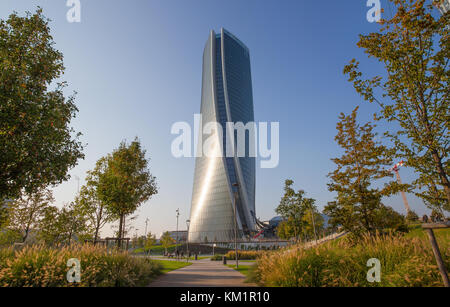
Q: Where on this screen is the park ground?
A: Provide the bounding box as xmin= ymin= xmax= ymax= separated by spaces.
xmin=149 ymin=257 xmax=255 ymax=287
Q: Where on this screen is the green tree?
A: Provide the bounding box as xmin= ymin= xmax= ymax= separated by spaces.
xmin=37 ymin=203 xmax=89 ymax=246
xmin=374 ymin=204 xmax=408 ymax=233
xmin=344 ymin=0 xmax=449 ymax=212
xmin=137 ymin=235 xmax=146 ymax=248
xmin=75 ymin=157 xmax=114 ymax=243
xmin=275 ymin=180 xmax=316 ymax=241
xmin=37 ymin=205 xmax=61 ymax=245
xmin=325 ymin=107 xmax=400 ymax=236
xmin=97 ymin=138 xmax=158 ymax=247
xmin=7 ymin=188 xmax=54 ymax=242
xmin=57 ymin=202 xmax=90 ymax=245
xmin=276 ymin=219 xmax=296 ymax=240
xmin=144 ymin=232 xmax=156 ymax=255
xmin=0 ymin=9 xmax=84 ymax=201
xmin=160 ymin=231 xmax=175 ymax=254
xmin=301 ymin=209 xmax=324 ymax=240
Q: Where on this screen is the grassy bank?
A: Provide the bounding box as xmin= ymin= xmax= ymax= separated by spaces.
xmin=0 ymin=244 xmax=162 ymax=287
xmin=154 ymin=260 xmax=192 ymax=273
xmin=250 ymin=230 xmax=450 ymax=287
xmin=226 ymin=264 xmax=252 ymax=277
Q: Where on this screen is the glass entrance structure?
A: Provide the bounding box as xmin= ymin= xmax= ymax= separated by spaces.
xmin=188 ymin=29 xmax=256 ymax=243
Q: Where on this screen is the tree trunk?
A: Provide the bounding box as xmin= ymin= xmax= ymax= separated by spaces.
xmin=94 ymin=205 xmax=103 ymax=244
xmin=22 ymin=226 xmax=30 ymax=243
xmin=94 ymin=227 xmax=99 ymax=245
xmin=117 ymin=214 xmax=123 ymax=249
xmin=431 ymin=150 xmax=450 ymax=205
xmin=122 ymin=215 xmax=126 ymax=241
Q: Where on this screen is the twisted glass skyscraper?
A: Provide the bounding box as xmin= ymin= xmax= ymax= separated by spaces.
xmin=188 ymin=29 xmax=256 ymax=243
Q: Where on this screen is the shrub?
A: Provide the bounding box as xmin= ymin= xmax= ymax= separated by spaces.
xmin=210 ymin=254 xmax=224 ymax=261
xmin=251 ymin=231 xmax=450 ymax=287
xmin=0 ymin=244 xmax=162 ymax=287
xmin=224 ymin=250 xmax=265 ymax=260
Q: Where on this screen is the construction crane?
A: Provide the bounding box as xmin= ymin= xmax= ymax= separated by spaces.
xmin=389 ymin=161 xmax=411 ymax=214
xmin=434 ymin=0 xmax=450 ymax=14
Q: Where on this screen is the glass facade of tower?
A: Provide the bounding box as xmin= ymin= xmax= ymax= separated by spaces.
xmin=188 ymin=29 xmax=256 ymax=242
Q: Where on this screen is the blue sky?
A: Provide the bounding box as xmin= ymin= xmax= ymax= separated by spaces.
xmin=0 ymin=1 xmax=436 ymax=237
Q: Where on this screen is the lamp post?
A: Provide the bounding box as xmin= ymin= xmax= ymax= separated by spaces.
xmin=232 ymin=183 xmax=239 ymax=269
xmin=176 ymin=208 xmax=180 ymax=259
xmin=145 ymin=218 xmax=149 ymax=237
xmin=74 ymin=175 xmax=80 ymax=194
xmin=186 ymin=219 xmax=190 ymax=261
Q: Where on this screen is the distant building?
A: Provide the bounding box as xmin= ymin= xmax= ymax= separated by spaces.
xmin=188 ymin=28 xmax=256 ymax=243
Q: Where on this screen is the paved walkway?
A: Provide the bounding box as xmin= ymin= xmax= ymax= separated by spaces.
xmin=149 ymin=259 xmax=255 ymax=287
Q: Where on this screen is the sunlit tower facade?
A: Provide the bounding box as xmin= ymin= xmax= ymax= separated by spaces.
xmin=188 ymin=29 xmax=256 ymax=243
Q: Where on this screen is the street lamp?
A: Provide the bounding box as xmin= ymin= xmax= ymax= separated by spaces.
xmin=145 ymin=218 xmax=149 ymax=237
xmin=232 ymin=183 xmax=239 ymax=269
xmin=74 ymin=175 xmax=80 ymax=194
xmin=175 ymin=209 xmax=180 ymax=259
xmin=186 ymin=219 xmax=190 ymax=261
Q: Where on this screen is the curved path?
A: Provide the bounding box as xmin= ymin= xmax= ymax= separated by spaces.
xmin=149 ymin=259 xmax=255 ymax=287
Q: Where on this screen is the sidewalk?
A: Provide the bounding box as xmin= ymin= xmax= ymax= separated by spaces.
xmin=149 ymin=259 xmax=255 ymax=287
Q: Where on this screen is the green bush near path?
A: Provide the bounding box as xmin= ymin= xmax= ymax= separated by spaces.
xmin=211 ymin=251 xmax=265 ymax=261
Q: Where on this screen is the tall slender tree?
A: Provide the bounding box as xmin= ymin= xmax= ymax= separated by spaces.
xmin=8 ymin=188 xmax=54 ymax=242
xmin=75 ymin=157 xmax=114 ymax=242
xmin=97 ymin=138 xmax=158 ymax=247
xmin=325 ymin=107 xmax=402 ymax=236
xmin=160 ymin=231 xmax=175 ymax=255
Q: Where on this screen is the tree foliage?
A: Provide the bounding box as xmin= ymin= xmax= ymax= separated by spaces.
xmin=37 ymin=203 xmax=89 ymax=246
xmin=7 ymin=188 xmax=54 ymax=242
xmin=75 ymin=157 xmax=114 ymax=242
xmin=275 ymin=180 xmax=318 ymax=241
xmin=0 ymin=9 xmax=84 ymax=200
xmin=160 ymin=231 xmax=175 ymax=254
xmin=97 ymin=138 xmax=158 ymax=244
xmin=344 ymin=0 xmax=449 ymax=212
xmin=144 ymin=232 xmax=156 ymax=255
xmin=325 ymin=107 xmax=403 ymax=236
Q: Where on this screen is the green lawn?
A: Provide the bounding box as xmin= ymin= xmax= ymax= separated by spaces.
xmin=226 ymin=264 xmax=252 ymax=276
xmin=405 ymin=224 xmax=450 ymax=240
xmin=133 ymin=244 xmax=182 ymax=255
xmin=154 ymin=260 xmax=192 ymax=274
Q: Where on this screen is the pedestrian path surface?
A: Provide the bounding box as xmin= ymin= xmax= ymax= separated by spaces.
xmin=149 ymin=259 xmax=255 ymax=287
